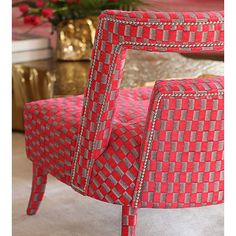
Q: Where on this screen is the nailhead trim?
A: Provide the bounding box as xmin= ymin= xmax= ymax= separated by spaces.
xmin=71 ymin=16 xmax=224 ymax=193
xmin=104 ymin=17 xmax=224 ymax=26
xmin=133 ymin=90 xmax=224 ymax=208
xmin=121 ymin=41 xmax=223 ymax=48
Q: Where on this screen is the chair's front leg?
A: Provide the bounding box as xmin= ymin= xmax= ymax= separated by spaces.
xmin=121 ymin=206 xmax=138 ymax=236
xmin=27 ymin=163 xmax=48 ymax=215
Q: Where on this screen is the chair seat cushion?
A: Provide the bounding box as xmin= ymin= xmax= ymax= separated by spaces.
xmin=24 ymin=87 xmax=152 ymax=204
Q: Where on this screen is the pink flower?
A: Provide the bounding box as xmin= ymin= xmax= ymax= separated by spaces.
xmin=36 ymin=0 xmax=45 ymax=8
xmin=31 ymin=16 xmax=42 ymax=26
xmin=19 ymin=3 xmax=29 ymax=13
xmin=42 ymin=8 xmax=53 ymax=18
xmin=24 ymin=15 xmax=41 ymax=26
xmin=23 ymin=15 xmax=32 ymax=24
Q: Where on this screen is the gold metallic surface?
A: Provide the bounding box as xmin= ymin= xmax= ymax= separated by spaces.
xmin=12 ymin=51 xmax=224 ymax=131
xmin=56 ymin=17 xmax=97 ymax=61
xmin=12 ymin=65 xmax=56 ymax=130
xmin=120 ymin=51 xmax=224 ymax=88
xmin=55 ymin=61 xmax=89 ymax=96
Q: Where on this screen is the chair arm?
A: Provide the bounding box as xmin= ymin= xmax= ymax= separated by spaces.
xmin=133 ymin=76 xmax=224 ymax=208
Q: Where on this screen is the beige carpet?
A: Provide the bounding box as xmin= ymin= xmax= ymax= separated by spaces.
xmin=13 ymin=132 xmax=224 ymax=236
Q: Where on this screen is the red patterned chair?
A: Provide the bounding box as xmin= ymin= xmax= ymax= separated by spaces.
xmin=24 ymin=10 xmax=224 ymax=236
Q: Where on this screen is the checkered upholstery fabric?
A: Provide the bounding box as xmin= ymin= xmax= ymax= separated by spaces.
xmin=24 ymin=87 xmax=152 ymax=195
xmin=133 ymin=76 xmax=224 ymax=208
xmin=71 ymin=10 xmax=224 ymax=193
xmin=24 ymin=10 xmax=224 ymax=211
xmin=122 ymin=206 xmax=138 ymax=236
xmin=87 ymin=87 xmax=151 ymax=205
xmin=25 ymin=96 xmax=84 ymax=185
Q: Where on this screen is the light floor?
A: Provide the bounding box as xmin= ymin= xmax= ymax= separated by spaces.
xmin=13 ymin=132 xmax=223 ymax=236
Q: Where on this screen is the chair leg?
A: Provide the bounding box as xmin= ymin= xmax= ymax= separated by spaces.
xmin=121 ymin=206 xmax=138 ymax=236
xmin=26 ymin=163 xmax=48 ymax=215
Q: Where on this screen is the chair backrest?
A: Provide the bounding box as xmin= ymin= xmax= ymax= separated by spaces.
xmin=71 ymin=10 xmax=224 ymax=194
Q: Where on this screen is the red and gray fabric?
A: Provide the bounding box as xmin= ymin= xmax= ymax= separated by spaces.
xmin=24 ymin=10 xmax=224 ymax=236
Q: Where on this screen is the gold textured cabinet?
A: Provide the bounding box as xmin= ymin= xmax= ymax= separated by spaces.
xmin=12 ymin=59 xmax=89 ymax=131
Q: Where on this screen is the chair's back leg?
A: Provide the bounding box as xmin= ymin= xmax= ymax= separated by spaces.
xmin=26 ymin=163 xmax=48 ymax=215
xmin=121 ymin=206 xmax=138 ymax=236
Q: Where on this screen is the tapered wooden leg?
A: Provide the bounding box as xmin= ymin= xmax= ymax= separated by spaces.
xmin=26 ymin=163 xmax=48 ymax=215
xmin=121 ymin=206 xmax=138 ymax=236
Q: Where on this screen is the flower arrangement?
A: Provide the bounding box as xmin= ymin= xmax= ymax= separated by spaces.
xmin=13 ymin=0 xmax=144 ymax=28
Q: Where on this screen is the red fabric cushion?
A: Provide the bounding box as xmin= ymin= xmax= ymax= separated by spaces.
xmin=24 ymin=87 xmax=152 ymax=193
